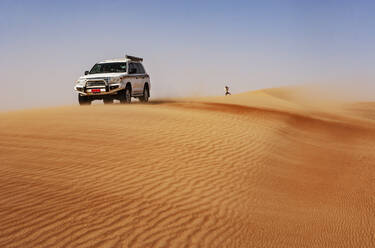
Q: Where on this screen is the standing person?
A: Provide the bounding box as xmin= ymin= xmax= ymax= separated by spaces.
xmin=225 ymin=85 xmax=231 ymax=96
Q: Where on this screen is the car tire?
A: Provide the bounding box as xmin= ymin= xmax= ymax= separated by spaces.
xmin=78 ymin=94 xmax=91 ymax=105
xmin=119 ymin=86 xmax=131 ymax=104
xmin=139 ymin=86 xmax=149 ymax=103
xmin=103 ymin=98 xmax=113 ymax=104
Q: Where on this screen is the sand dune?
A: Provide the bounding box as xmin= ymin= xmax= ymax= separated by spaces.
xmin=0 ymin=87 xmax=374 ymax=247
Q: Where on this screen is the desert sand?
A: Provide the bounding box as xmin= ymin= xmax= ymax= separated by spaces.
xmin=0 ymin=87 xmax=374 ymax=247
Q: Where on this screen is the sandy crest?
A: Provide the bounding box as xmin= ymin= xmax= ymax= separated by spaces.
xmin=0 ymin=87 xmax=374 ymax=247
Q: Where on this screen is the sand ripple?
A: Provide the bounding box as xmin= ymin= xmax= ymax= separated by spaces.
xmin=0 ymin=89 xmax=374 ymax=247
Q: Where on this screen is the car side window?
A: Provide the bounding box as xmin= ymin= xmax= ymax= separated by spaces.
xmin=129 ymin=63 xmax=137 ymax=74
xmin=134 ymin=63 xmax=142 ymax=74
xmin=137 ymin=63 xmax=145 ymax=74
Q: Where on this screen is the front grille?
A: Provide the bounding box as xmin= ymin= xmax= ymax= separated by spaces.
xmin=87 ymin=81 xmax=106 ymax=87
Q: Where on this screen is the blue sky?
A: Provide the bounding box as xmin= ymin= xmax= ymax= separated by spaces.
xmin=1 ymin=0 xmax=375 ymax=109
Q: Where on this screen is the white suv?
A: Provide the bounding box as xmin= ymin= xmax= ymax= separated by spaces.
xmin=74 ymin=55 xmax=150 ymax=105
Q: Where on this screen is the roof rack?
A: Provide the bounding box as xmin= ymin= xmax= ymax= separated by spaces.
xmin=125 ymin=55 xmax=143 ymax=62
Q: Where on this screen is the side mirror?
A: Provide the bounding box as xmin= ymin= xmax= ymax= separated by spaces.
xmin=84 ymin=71 xmax=89 ymax=75
xmin=130 ymin=68 xmax=137 ymax=74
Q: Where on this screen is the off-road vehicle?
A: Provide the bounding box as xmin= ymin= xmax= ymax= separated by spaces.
xmin=74 ymin=55 xmax=150 ymax=105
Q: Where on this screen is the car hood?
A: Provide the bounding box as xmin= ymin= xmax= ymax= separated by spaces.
xmin=79 ymin=72 xmax=126 ymax=80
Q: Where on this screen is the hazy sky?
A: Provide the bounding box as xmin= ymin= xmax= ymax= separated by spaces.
xmin=1 ymin=0 xmax=375 ymax=110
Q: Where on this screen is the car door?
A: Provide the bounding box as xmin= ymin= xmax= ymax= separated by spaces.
xmin=135 ymin=63 xmax=147 ymax=92
xmin=128 ymin=62 xmax=142 ymax=94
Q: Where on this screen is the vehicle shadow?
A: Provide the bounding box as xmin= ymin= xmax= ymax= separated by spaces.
xmin=129 ymin=99 xmax=178 ymax=105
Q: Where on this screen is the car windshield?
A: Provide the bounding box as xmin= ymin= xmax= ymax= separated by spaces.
xmin=89 ymin=62 xmax=127 ymax=74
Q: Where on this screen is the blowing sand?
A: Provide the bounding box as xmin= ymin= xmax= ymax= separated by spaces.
xmin=0 ymin=87 xmax=374 ymax=247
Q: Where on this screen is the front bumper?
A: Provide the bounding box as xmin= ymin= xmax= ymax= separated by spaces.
xmin=74 ymin=83 xmax=123 ymax=96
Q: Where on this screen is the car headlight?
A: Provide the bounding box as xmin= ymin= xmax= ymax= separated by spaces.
xmin=76 ymin=79 xmax=86 ymax=84
xmin=109 ymin=77 xmax=121 ymax=84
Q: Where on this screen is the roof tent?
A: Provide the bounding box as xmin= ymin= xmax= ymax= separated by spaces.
xmin=125 ymin=55 xmax=143 ymax=62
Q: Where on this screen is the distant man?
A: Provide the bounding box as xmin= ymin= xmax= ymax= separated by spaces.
xmin=225 ymin=85 xmax=231 ymax=96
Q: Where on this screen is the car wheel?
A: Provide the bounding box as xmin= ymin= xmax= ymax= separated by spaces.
xmin=139 ymin=86 xmax=149 ymax=103
xmin=78 ymin=94 xmax=91 ymax=105
xmin=119 ymin=86 xmax=131 ymax=104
